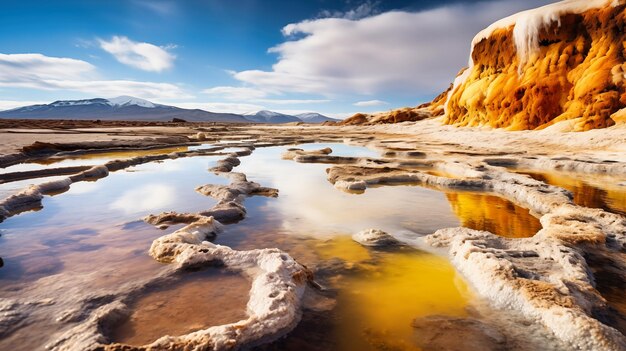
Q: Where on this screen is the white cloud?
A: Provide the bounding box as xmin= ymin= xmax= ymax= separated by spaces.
xmin=110 ymin=183 xmax=175 ymax=214
xmin=255 ymin=98 xmax=330 ymax=105
xmin=0 ymin=100 xmax=47 ymax=111
xmin=202 ymin=86 xmax=269 ymax=100
xmin=317 ymin=1 xmax=380 ymax=20
xmin=233 ymin=0 xmax=552 ymax=96
xmin=354 ymin=99 xmax=387 ymax=107
xmin=169 ymin=101 xmax=266 ymax=114
xmin=0 ymin=53 xmax=95 ymax=82
xmin=99 ymin=36 xmax=175 ymax=72
xmin=201 ymin=85 xmax=330 ymax=105
xmin=0 ymin=53 xmax=190 ymax=99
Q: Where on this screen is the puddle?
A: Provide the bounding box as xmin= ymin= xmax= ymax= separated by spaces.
xmin=0 ymin=146 xmax=190 ymax=174
xmin=298 ymin=143 xmax=380 ymax=158
xmin=445 ymin=191 xmax=543 ymax=238
xmin=233 ymin=144 xmax=458 ymax=239
xmin=0 ymin=141 xmax=573 ymax=350
xmin=109 ymin=268 xmax=250 ymax=346
xmin=0 ymin=175 xmax=70 ymax=198
xmin=333 ymin=247 xmax=470 ymax=351
xmin=516 ymin=170 xmax=626 ymax=216
xmin=242 ymin=234 xmax=471 ymax=351
xmin=0 ymin=155 xmax=228 ymax=286
xmin=0 ymin=155 xmax=236 ymax=350
xmin=584 ymin=252 xmax=626 ymax=335
xmin=213 ymin=144 xmax=477 ymax=350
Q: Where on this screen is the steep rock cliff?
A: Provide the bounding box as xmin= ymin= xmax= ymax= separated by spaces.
xmin=445 ymin=0 xmax=626 ymax=131
xmin=349 ymin=0 xmax=626 ymax=130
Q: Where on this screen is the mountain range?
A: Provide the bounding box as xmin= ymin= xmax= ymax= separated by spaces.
xmin=0 ymin=96 xmax=339 ymax=124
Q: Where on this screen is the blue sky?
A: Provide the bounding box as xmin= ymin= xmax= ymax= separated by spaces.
xmin=0 ymin=0 xmax=552 ymax=118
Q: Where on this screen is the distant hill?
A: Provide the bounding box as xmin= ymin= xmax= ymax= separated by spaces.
xmin=0 ymin=96 xmax=249 ymax=123
xmin=295 ymin=112 xmax=339 ymax=123
xmin=243 ymin=110 xmax=339 ymax=124
xmin=0 ymin=96 xmax=342 ymax=124
xmin=243 ymin=110 xmax=302 ymax=124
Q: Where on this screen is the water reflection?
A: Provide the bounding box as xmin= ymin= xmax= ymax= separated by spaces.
xmin=0 ymin=146 xmax=190 ymax=174
xmin=235 ymin=144 xmax=459 ymax=238
xmin=223 ymin=144 xmax=474 ymax=350
xmin=334 ymin=248 xmax=470 ymax=351
xmin=0 ymin=142 xmax=562 ymax=350
xmin=517 ymin=170 xmax=626 ymax=216
xmin=445 ymin=192 xmax=543 ymax=238
xmin=0 ymin=155 xmax=228 ymax=286
xmin=110 ymin=183 xmax=177 ymax=214
xmin=0 ymin=155 xmax=235 ymax=350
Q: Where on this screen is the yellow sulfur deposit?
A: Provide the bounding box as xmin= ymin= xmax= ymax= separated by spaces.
xmin=445 ymin=0 xmax=626 ymax=131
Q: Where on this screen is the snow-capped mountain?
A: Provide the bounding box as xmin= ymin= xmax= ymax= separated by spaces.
xmin=243 ymin=110 xmax=338 ymax=124
xmin=107 ymin=95 xmax=157 ymax=108
xmin=0 ymin=97 xmax=341 ymax=124
xmin=243 ymin=110 xmax=302 ymax=124
xmin=295 ymin=112 xmax=339 ymax=123
xmin=0 ymin=96 xmax=249 ymax=123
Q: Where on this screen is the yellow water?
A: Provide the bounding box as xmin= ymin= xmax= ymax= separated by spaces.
xmin=517 ymin=170 xmax=626 ymax=216
xmin=1 ymin=143 xmax=551 ymax=350
xmin=314 ymin=237 xmax=471 ymax=351
xmin=445 ymin=191 xmax=543 ymax=238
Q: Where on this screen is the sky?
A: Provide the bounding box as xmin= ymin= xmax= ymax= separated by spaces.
xmin=0 ymin=0 xmax=554 ymax=118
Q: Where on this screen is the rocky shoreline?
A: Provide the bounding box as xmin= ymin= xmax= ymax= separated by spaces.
xmin=0 ymin=121 xmax=624 ymax=350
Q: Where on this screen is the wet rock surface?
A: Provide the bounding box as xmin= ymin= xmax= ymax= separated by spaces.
xmin=0 ymin=121 xmax=624 ymax=350
xmin=352 ymin=229 xmax=402 ymax=247
xmin=412 ymin=315 xmax=506 ymax=351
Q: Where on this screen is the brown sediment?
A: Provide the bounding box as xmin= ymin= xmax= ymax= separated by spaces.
xmin=340 ymin=106 xmax=433 ymax=126
xmin=108 ymin=269 xmax=250 ymax=347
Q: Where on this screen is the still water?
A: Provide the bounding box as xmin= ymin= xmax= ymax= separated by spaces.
xmin=0 ymin=143 xmax=562 ymax=350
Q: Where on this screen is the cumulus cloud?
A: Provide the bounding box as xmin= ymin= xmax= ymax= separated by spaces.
xmin=202 ymin=86 xmax=269 ymax=100
xmin=354 ymin=99 xmax=387 ymax=107
xmin=202 ymin=85 xmax=330 ymax=105
xmin=255 ymin=98 xmax=330 ymax=105
xmin=0 ymin=53 xmax=190 ymax=99
xmin=0 ymin=53 xmax=95 ymax=81
xmin=110 ymin=183 xmax=175 ymax=214
xmin=99 ymin=36 xmax=175 ymax=72
xmin=0 ymin=100 xmax=48 ymax=111
xmin=234 ymin=0 xmax=552 ymax=97
xmin=317 ymin=1 xmax=381 ymax=20
xmin=170 ymin=101 xmax=266 ymax=114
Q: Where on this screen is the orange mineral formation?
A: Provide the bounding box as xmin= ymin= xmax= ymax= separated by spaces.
xmin=349 ymin=0 xmax=626 ymax=130
xmin=445 ymin=0 xmax=626 ymax=131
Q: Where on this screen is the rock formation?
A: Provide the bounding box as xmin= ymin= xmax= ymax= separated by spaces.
xmin=349 ymin=0 xmax=626 ymax=130
xmin=446 ymin=0 xmax=626 ymax=131
xmin=352 ymin=229 xmax=402 ymax=247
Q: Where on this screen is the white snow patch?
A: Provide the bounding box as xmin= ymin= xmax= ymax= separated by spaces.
xmin=107 ymin=95 xmax=157 ymax=108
